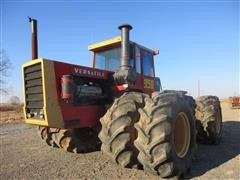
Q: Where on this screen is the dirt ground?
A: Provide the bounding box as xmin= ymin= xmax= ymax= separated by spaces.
xmin=0 ymin=100 xmax=239 ymax=179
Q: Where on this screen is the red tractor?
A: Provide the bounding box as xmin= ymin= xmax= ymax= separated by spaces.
xmin=229 ymin=96 xmax=240 ymax=109
xmin=22 ymin=18 xmax=222 ymax=178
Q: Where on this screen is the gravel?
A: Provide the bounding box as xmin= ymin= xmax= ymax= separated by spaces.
xmin=1 ymin=118 xmax=239 ymax=180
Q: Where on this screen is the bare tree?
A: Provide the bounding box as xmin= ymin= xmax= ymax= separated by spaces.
xmin=0 ymin=50 xmax=11 ymax=94
xmin=8 ymin=96 xmax=21 ymax=105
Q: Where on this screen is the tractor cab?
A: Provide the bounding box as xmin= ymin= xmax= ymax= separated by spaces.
xmin=88 ymin=35 xmax=161 ymax=93
xmin=88 ymin=36 xmax=158 ymax=78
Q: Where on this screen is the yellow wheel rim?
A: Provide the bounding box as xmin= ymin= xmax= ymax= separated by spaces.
xmin=173 ymin=112 xmax=191 ymax=158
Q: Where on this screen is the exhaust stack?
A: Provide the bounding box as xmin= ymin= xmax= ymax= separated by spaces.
xmin=114 ymin=24 xmax=136 ymax=84
xmin=28 ymin=17 xmax=38 ymax=60
xmin=118 ymin=24 xmax=132 ymax=70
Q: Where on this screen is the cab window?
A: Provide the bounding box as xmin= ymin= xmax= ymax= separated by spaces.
xmin=95 ymin=47 xmax=120 ymax=71
xmin=142 ymin=50 xmax=154 ymax=77
xmin=130 ymin=45 xmax=134 ymax=69
xmin=135 ymin=46 xmax=141 ymax=73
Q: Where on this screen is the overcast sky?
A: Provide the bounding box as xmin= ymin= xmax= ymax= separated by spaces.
xmin=0 ymin=0 xmax=239 ymax=102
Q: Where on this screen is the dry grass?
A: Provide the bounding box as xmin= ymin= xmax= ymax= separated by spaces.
xmin=0 ymin=104 xmax=24 ymax=124
xmin=0 ymin=104 xmax=23 ymax=112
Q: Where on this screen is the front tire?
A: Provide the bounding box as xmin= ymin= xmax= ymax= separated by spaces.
xmin=134 ymin=92 xmax=196 ymax=178
xmin=37 ymin=126 xmax=57 ymax=147
xmin=98 ymin=92 xmax=149 ymax=168
xmin=37 ymin=126 xmax=99 ymax=153
xmin=51 ymin=128 xmax=100 ymax=153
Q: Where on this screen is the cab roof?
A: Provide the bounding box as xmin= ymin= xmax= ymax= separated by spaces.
xmin=88 ymin=36 xmax=158 ymax=55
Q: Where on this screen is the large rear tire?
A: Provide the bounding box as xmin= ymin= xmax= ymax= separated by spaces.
xmin=195 ymin=96 xmax=222 ymax=144
xmin=98 ymin=92 xmax=149 ymax=168
xmin=134 ymin=92 xmax=196 ymax=178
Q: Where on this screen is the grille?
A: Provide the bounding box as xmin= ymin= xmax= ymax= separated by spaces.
xmin=24 ymin=63 xmax=44 ymax=120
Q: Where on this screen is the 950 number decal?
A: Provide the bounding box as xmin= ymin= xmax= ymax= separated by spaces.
xmin=143 ymin=78 xmax=154 ymax=89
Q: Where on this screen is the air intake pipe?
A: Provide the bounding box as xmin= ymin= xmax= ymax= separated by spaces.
xmin=28 ymin=17 xmax=38 ymax=60
xmin=118 ymin=24 xmax=132 ymax=70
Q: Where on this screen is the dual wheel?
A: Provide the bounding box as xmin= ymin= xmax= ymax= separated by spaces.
xmin=98 ymin=91 xmax=222 ymax=178
xmin=99 ymin=91 xmax=196 ymax=178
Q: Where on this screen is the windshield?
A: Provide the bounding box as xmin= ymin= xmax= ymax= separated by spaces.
xmin=94 ymin=46 xmax=138 ymax=72
xmin=95 ymin=47 xmax=121 ymax=71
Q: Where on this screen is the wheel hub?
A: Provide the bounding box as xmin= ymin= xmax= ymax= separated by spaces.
xmin=173 ymin=112 xmax=191 ymax=158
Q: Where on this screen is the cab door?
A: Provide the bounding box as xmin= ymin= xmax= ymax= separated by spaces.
xmin=140 ymin=49 xmax=156 ymax=94
xmin=129 ymin=45 xmax=159 ymax=95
